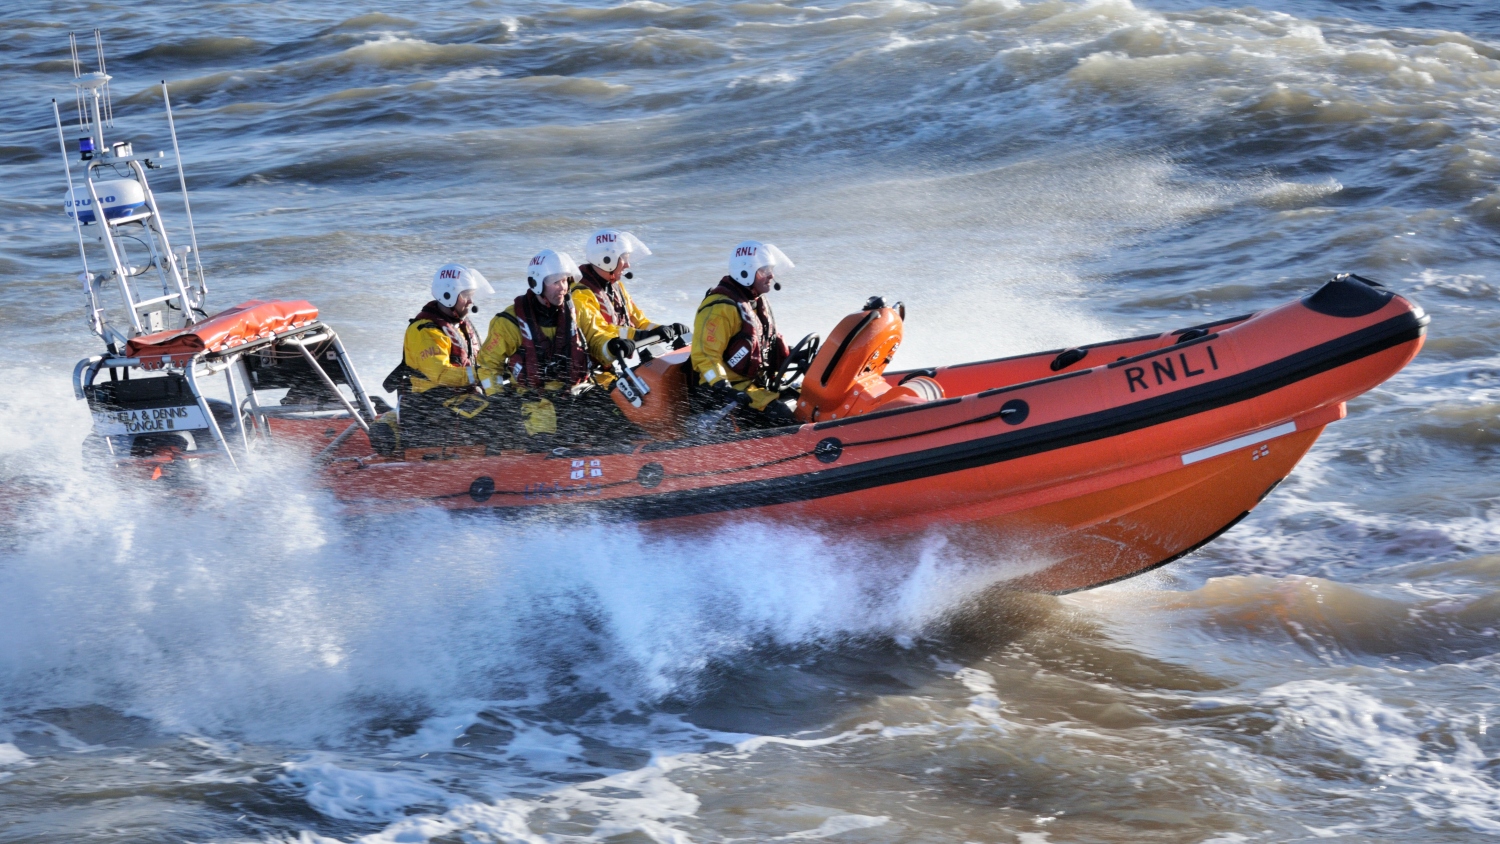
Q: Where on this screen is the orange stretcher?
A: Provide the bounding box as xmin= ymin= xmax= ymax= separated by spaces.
xmin=124 ymin=300 xmax=320 ymax=368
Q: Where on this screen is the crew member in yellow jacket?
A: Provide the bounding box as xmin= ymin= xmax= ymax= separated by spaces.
xmin=477 ymin=249 xmax=640 ymax=448
xmin=690 ymin=240 xmax=798 ymax=428
xmin=571 ymin=228 xmax=687 ymax=382
xmin=393 ymin=263 xmax=494 ymax=448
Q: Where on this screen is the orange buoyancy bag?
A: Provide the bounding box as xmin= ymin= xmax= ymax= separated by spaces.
xmin=127 ymin=299 xmax=320 ymax=367
xmin=795 ymin=306 xmax=914 ymax=423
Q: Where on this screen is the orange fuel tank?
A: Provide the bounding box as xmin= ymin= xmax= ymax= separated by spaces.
xmin=611 ymin=347 xmax=691 ymax=439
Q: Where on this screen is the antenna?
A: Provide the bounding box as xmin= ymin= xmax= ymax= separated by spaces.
xmin=93 ymin=29 xmax=113 ymax=128
xmin=162 ymin=81 xmax=207 ymax=302
xmin=69 ymin=32 xmax=85 ymax=130
xmin=52 ymin=99 xmax=99 ymax=339
xmin=56 ymin=30 xmax=206 ymax=342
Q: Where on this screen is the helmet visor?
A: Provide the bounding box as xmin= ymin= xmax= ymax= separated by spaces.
xmin=462 ymin=267 xmax=495 ymax=295
xmin=759 ymin=243 xmax=793 ymax=271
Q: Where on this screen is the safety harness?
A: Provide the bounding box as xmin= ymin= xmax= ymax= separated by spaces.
xmin=383 ymin=301 xmax=481 ymax=394
xmin=699 ymin=278 xmax=786 ymax=383
xmin=500 ymin=292 xmax=591 ymax=391
xmin=574 ymin=264 xmax=634 ymax=328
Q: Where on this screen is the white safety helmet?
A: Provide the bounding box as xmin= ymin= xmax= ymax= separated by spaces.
xmin=526 ymin=249 xmax=582 ymax=293
xmin=431 ymin=263 xmax=494 ymax=308
xmin=728 ymin=240 xmax=793 ymax=286
xmin=585 ymin=229 xmax=651 ymax=270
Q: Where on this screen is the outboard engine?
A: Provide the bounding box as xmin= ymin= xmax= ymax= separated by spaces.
xmin=794 ymin=298 xmax=943 ymax=423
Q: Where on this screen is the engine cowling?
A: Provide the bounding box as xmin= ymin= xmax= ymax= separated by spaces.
xmin=795 ymin=305 xmax=941 ymax=423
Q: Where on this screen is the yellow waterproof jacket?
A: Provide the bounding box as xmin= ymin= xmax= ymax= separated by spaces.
xmin=476 ymin=297 xmax=593 ymax=436
xmin=476 ymin=306 xmax=540 ymax=394
xmin=691 ymin=290 xmax=779 ymax=411
xmin=476 ymin=298 xmax=591 ymax=396
xmin=571 ymin=265 xmax=656 ymax=381
xmin=403 ymin=302 xmax=481 ymax=394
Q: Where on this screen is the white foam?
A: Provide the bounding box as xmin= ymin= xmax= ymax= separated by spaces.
xmin=782 ymin=813 xmax=890 ymax=839
xmin=735 ymin=722 xmax=884 ymax=755
xmin=0 ymin=433 xmax=1010 ymax=745
xmin=956 ymin=666 xmax=1009 ymax=727
xmin=436 ymin=67 xmax=504 ymax=84
xmin=1261 ymin=680 xmax=1500 ymax=834
xmin=387 ymin=711 xmax=481 ymax=755
xmin=504 ymin=725 xmax=585 ymax=772
xmin=337 ymin=751 xmax=704 ymax=844
xmin=278 ymin=755 xmax=466 ymax=822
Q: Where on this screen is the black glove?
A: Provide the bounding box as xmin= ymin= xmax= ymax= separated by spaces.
xmin=639 ymin=323 xmax=690 ymax=344
xmin=606 ymin=337 xmax=637 ymax=361
xmin=760 ymin=399 xmax=797 ymax=426
xmin=708 ymin=381 xmax=750 ymax=406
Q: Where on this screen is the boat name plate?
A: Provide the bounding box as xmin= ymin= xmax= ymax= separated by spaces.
xmin=91 ymin=403 xmax=208 ymax=436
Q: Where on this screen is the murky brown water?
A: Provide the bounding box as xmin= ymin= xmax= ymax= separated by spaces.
xmin=1 ymin=1 xmax=1498 ymax=841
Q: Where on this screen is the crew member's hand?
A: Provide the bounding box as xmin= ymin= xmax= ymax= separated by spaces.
xmin=639 ymin=323 xmax=690 ymax=344
xmin=709 ymin=381 xmax=750 ymax=407
xmin=760 ymin=400 xmax=797 ymax=426
xmin=607 ymin=337 xmax=637 ymax=361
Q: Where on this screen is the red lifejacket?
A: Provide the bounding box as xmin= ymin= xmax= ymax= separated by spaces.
xmin=501 ymin=292 xmax=591 ymax=391
xmin=576 ymin=264 xmax=634 ymax=327
xmin=699 ymin=278 xmax=788 ymax=383
xmin=409 ymin=300 xmax=481 ymax=371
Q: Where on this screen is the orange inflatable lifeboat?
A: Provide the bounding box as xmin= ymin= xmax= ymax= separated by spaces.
xmin=317 ymin=274 xmax=1428 ymax=593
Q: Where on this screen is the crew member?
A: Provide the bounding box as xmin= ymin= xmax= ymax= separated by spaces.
xmin=689 ymin=240 xmax=798 ymax=427
xmin=572 ymin=228 xmax=687 ymax=380
xmin=477 ymin=250 xmax=640 ymax=447
xmin=395 ymin=263 xmax=494 ymax=448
